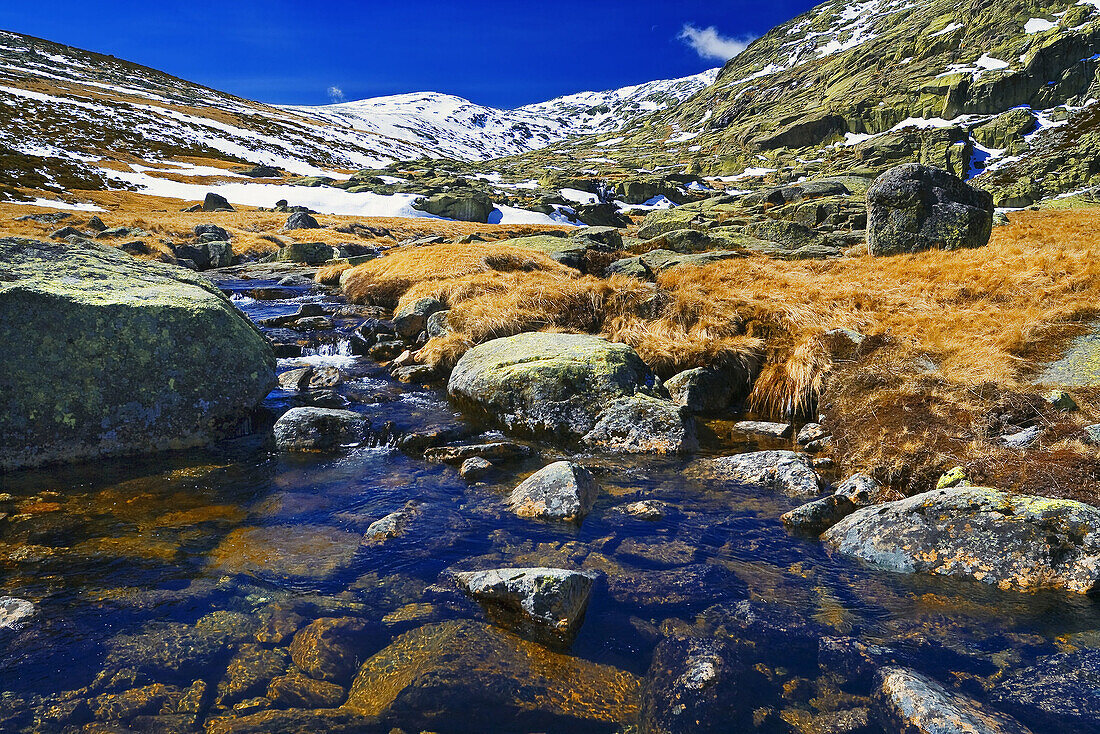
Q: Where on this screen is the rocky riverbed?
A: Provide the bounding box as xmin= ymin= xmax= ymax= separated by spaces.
xmin=1 ymin=256 xmax=1099 ymax=734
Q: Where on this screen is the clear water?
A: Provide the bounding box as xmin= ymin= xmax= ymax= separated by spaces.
xmin=1 ymin=282 xmax=1098 ymax=732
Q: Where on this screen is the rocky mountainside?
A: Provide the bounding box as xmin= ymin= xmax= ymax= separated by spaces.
xmin=0 ymin=28 xmax=716 ymax=201
xmin=515 ymin=0 xmax=1100 ymax=207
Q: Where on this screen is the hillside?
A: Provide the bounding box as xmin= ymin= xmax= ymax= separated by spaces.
xmin=510 ymin=0 xmax=1100 ymax=207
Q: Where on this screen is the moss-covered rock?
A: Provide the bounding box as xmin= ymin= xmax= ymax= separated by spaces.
xmin=448 ymin=332 xmax=661 ymax=438
xmin=0 ymin=238 xmax=274 ymax=472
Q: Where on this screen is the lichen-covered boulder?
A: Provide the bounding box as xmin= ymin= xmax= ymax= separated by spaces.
xmin=0 ymin=237 xmax=275 ymax=472
xmin=866 ymin=164 xmax=993 ymax=255
xmin=344 ymin=620 xmax=640 ymax=730
xmin=823 ymin=487 xmax=1100 ymax=593
xmin=452 ymin=567 xmax=598 ymax=633
xmin=874 ymin=667 xmax=1032 ymax=734
xmin=448 ymin=332 xmax=661 ymax=438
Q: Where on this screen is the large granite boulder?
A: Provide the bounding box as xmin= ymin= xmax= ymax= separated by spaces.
xmin=448 ymin=332 xmax=661 ymax=438
xmin=866 ymin=164 xmax=993 ymax=255
xmin=344 ymin=620 xmax=640 ymax=731
xmin=452 ymin=567 xmax=598 ymax=633
xmin=273 ymin=407 xmax=370 ymax=452
xmin=413 ymin=192 xmax=494 ymax=223
xmin=823 ymin=487 xmax=1100 ymax=593
xmin=0 ymin=238 xmax=275 ymax=471
xmin=581 ymin=394 xmax=698 ymax=454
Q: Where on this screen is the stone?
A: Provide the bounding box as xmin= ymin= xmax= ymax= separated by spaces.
xmin=640 ymin=636 xmax=763 ymax=734
xmin=990 ymin=649 xmax=1100 ymax=734
xmin=1046 ymin=389 xmax=1078 ymax=411
xmin=393 ymin=296 xmax=445 ymax=339
xmin=448 ymin=332 xmax=661 ymax=438
xmin=459 ymin=456 xmax=493 ymax=480
xmin=391 ymin=364 xmax=437 ymax=384
xmin=874 ymin=667 xmax=1032 ymax=734
xmin=104 ymin=611 xmax=257 ymax=677
xmin=834 ymin=473 xmax=880 ymax=505
xmin=413 ymin=192 xmax=494 ymax=222
xmin=508 ymin=461 xmax=599 ymax=522
xmin=205 ymin=708 xmax=381 ymax=734
xmin=582 ymin=394 xmax=699 ymax=454
xmin=936 ymin=466 xmax=969 ymax=489
xmin=823 ymin=487 xmax=1100 ymax=593
xmin=866 ymin=164 xmax=993 ymax=256
xmin=0 ymin=596 xmax=34 ymax=630
xmin=733 ymin=420 xmax=792 ymax=438
xmin=665 ymin=366 xmax=749 ymax=414
xmin=364 ymin=501 xmax=420 ymax=542
xmin=796 ymin=422 xmax=828 ymax=445
xmin=781 ymin=494 xmax=856 ymax=534
xmin=452 ymin=567 xmax=598 ymax=632
xmin=607 ymin=564 xmax=747 ymax=611
xmin=194 ymin=223 xmax=230 ymax=241
xmin=276 ymin=242 xmax=333 ymax=263
xmin=273 ymin=407 xmax=370 ymax=451
xmin=284 ymin=212 xmax=321 ymax=230
xmin=695 ymin=451 xmax=820 ymax=497
xmin=289 ymin=617 xmax=373 ymax=683
xmin=344 ymin=620 xmax=640 ymax=730
xmin=497 ymin=234 xmax=589 ymax=270
xmin=422 ymin=441 xmax=531 ymax=464
xmin=1001 ymin=425 xmax=1041 ymax=448
xmin=203 ymin=192 xmax=234 ymax=212
xmin=425 ymin=309 xmax=450 ymax=338
xmin=209 ymin=525 xmax=363 ymax=582
xmin=277 ymin=367 xmax=313 ymax=391
xmin=0 ymin=238 xmax=274 ymax=471
xmin=216 ymin=644 xmax=289 ymax=705
xmin=1084 ymin=424 xmax=1100 ymax=445
xmin=573 ymin=202 xmax=631 ymax=228
xmin=266 ymin=671 xmax=346 ymax=708
xmin=615 ymin=499 xmax=665 ymax=520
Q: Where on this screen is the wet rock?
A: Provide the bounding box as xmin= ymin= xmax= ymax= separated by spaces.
xmin=796 ymin=422 xmax=828 ymax=446
xmin=104 ymin=611 xmax=256 ymax=678
xmin=615 ymin=499 xmax=666 ymax=520
xmin=394 ymin=296 xmax=445 ymax=339
xmin=256 ymin=606 xmax=306 ymax=645
xmin=0 ymin=596 xmax=34 ymax=630
xmin=1046 ymin=389 xmax=1078 ymax=411
xmin=201 ymin=192 xmax=234 ymax=211
xmin=703 ymin=600 xmax=826 ymax=669
xmin=277 ymin=367 xmax=313 ymax=391
xmin=583 ymin=394 xmax=699 ymax=454
xmin=266 ymin=671 xmax=346 ymax=708
xmin=990 ymin=649 xmax=1100 ymax=734
xmin=216 ymin=644 xmax=289 ymax=705
xmin=782 ymin=494 xmax=857 ymax=534
xmin=448 ymin=332 xmax=661 ymax=438
xmin=425 ymin=309 xmax=450 ymax=338
xmin=819 ymin=636 xmax=898 ymax=692
xmin=835 ymin=473 xmax=880 ymax=504
xmin=364 ymin=501 xmax=420 ymax=542
xmin=92 ymin=683 xmax=186 ymax=721
xmin=273 ymin=407 xmax=370 ymax=451
xmin=824 ymin=487 xmax=1100 ymax=593
xmin=210 ymin=525 xmax=363 ymax=582
xmin=423 ymin=441 xmax=532 ymax=464
xmin=874 ymin=667 xmax=1031 ymax=734
xmin=289 ymin=616 xmax=374 ymax=683
xmin=607 ymin=564 xmax=747 ymax=611
xmin=344 ymin=620 xmax=641 ymax=730
xmin=453 ymin=567 xmax=598 ymax=633
xmin=367 ymin=339 xmax=404 ymax=361
xmin=508 ymin=461 xmax=599 ymax=522
xmin=205 ymin=707 xmax=382 ymax=734
xmin=391 ymin=364 xmax=438 ymax=384
xmin=0 ymin=238 xmax=275 ymax=471
xmin=695 ymin=451 xmax=820 ymax=497
xmin=733 ymin=420 xmax=792 ymax=439
xmin=293 ymin=389 xmax=350 ymax=409
xmin=640 ymin=636 xmax=765 ymax=734
xmin=459 ymin=456 xmax=493 ymax=480
xmin=866 ymin=164 xmax=993 ymax=256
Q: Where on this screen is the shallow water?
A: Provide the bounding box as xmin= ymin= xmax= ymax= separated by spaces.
xmin=2 ymin=282 xmax=1098 ymax=732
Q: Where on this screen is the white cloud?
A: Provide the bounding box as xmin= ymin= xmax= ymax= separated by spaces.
xmin=678 ymin=24 xmax=753 ymax=61
xmin=327 ymin=85 xmax=345 ymax=103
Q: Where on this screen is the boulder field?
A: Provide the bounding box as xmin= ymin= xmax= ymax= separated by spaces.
xmin=0 ymin=237 xmax=275 ymax=471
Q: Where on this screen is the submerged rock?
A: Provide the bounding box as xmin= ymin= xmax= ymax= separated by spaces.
xmin=874 ymin=667 xmax=1032 ymax=734
xmin=344 ymin=620 xmax=641 ymax=730
xmin=990 ymin=649 xmax=1100 ymax=734
xmin=782 ymin=473 xmax=878 ymax=534
xmin=0 ymin=237 xmax=275 ymax=471
xmin=866 ymin=164 xmax=993 ymax=256
xmin=508 ymin=461 xmax=599 ymax=522
xmin=448 ymin=332 xmax=660 ymax=438
xmin=209 ymin=525 xmax=363 ymax=582
xmin=273 ymin=407 xmax=370 ymax=451
xmin=582 ymin=394 xmax=699 ymax=454
xmin=694 ymin=451 xmax=820 ymax=497
xmin=0 ymin=597 xmax=34 ymax=630
xmin=823 ymin=487 xmax=1100 ymax=593
xmin=453 ymin=567 xmax=597 ymax=633
xmin=289 ymin=617 xmax=374 ymax=683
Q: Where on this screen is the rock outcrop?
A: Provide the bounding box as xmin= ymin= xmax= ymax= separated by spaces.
xmin=0 ymin=237 xmax=274 ymax=471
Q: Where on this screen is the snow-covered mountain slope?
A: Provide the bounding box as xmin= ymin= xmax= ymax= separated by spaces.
xmin=0 ymin=28 xmax=717 ymax=200
xmin=281 ymin=69 xmax=719 ymax=161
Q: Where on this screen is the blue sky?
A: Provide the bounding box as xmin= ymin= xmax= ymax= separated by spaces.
xmin=2 ymin=1 xmax=819 ymax=108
